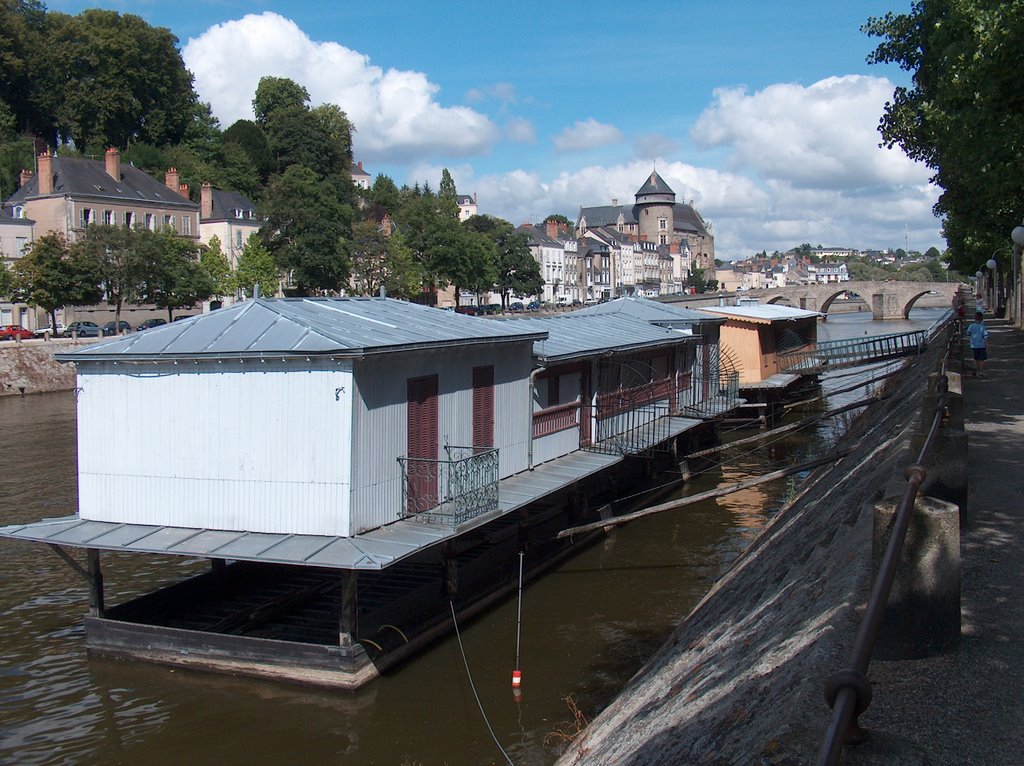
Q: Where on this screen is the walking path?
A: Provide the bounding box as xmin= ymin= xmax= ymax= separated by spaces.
xmin=855 ymin=315 xmax=1024 ymax=764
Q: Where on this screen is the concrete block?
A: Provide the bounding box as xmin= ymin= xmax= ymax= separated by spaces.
xmin=873 ymin=495 xmax=961 ymax=660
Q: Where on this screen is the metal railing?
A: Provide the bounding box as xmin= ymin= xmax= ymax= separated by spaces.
xmin=586 ymin=401 xmax=672 ymax=455
xmin=817 ymin=316 xmax=957 ymax=764
xmin=398 ymin=446 xmax=499 ymax=527
xmin=779 ymin=330 xmax=928 ymax=374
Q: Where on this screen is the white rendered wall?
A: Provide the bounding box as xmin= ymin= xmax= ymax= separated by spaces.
xmin=76 ymin=359 xmax=354 ymax=536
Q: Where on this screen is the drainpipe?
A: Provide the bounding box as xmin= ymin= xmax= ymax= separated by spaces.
xmin=527 ymin=366 xmax=545 ymax=470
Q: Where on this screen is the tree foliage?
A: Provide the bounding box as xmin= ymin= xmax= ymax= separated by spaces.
xmin=11 ymin=231 xmax=101 ymax=327
xmin=200 ymin=235 xmax=236 ymax=298
xmin=864 ymin=1 xmax=1024 ymax=271
xmin=346 ymin=220 xmax=422 ymax=299
xmin=135 ymin=228 xmax=212 ymax=320
xmin=235 ymin=234 xmax=279 ymax=299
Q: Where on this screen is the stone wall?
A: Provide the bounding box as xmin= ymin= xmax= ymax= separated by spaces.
xmin=0 ymin=339 xmax=90 ymax=396
xmin=555 ymin=328 xmax=952 ymax=764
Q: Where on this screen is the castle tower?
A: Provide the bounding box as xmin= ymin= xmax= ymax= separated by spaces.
xmin=635 ymin=171 xmax=675 ymax=246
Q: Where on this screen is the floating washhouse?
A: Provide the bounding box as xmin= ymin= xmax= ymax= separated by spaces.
xmin=698 ymin=303 xmax=821 ymax=425
xmin=0 ymin=297 xmax=738 ymax=688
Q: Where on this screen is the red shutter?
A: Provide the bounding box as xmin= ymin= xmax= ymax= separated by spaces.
xmin=472 ymin=366 xmax=494 ymax=450
xmin=407 ymin=375 xmax=438 ymax=512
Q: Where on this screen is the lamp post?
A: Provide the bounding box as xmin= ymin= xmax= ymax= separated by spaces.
xmin=975 ymin=270 xmax=984 ymax=309
xmin=986 ymin=256 xmax=999 ymax=317
xmin=1011 ymin=221 xmax=1024 ymax=327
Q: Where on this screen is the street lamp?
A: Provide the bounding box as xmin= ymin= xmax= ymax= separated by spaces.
xmin=986 ymin=257 xmax=999 ymax=316
xmin=1011 ymin=222 xmax=1024 ymax=326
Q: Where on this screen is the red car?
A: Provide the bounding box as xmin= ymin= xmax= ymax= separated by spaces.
xmin=0 ymin=325 xmax=33 ymax=341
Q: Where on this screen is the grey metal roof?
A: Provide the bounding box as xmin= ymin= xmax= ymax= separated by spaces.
xmin=499 ymin=312 xmax=698 ymax=362
xmin=55 ymin=297 xmax=547 ymax=362
xmin=574 ymin=296 xmax=722 ymax=328
xmin=5 ymin=156 xmax=198 ymax=210
xmin=636 ymin=170 xmax=675 ymax=198
xmin=0 ymin=449 xmax=627 ymax=571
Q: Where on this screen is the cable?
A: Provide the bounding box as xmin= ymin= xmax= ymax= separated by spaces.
xmin=450 ymin=600 xmax=515 ymax=766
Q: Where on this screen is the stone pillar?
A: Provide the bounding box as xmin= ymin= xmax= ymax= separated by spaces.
xmin=872 ymin=495 xmax=960 ymax=659
xmin=871 ymin=292 xmax=902 ymax=320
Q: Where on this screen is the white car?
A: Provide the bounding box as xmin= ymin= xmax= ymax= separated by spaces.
xmin=33 ymin=322 xmax=67 ymax=337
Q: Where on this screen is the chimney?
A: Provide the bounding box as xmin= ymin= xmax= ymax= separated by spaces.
xmin=611 ymin=198 xmax=618 ymax=207
xmin=104 ymin=147 xmax=120 ymax=180
xmin=165 ymin=167 xmax=179 ymax=193
xmin=669 ymin=243 xmax=680 ymax=254
xmin=37 ymin=152 xmax=53 ymax=195
xmin=201 ymin=183 xmax=213 ymax=219
xmin=19 ymin=168 xmax=32 ymax=189
xmin=357 ymin=161 xmax=363 ymax=171
xmin=178 ymin=182 xmax=189 ymax=199
xmin=546 ymin=220 xmax=559 ymax=239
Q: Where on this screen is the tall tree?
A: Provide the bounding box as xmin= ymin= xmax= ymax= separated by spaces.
xmin=11 ymin=232 xmax=102 ymax=329
xmin=864 ymin=1 xmax=1024 ymax=270
xmin=200 ymin=235 xmax=236 ymax=298
xmin=73 ymin=223 xmax=142 ymax=327
xmin=260 ymin=164 xmax=348 ymax=294
xmin=235 ymin=234 xmax=279 ymax=299
xmin=252 ymin=77 xmax=310 ymax=125
xmin=465 ymin=215 xmax=541 ymax=308
xmin=346 ymin=220 xmax=421 ymax=299
xmin=135 ymin=228 xmax=212 ymax=321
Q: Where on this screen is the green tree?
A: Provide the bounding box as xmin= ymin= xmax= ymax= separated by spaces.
xmin=46 ymin=9 xmax=197 ymax=149
xmin=544 ymin=213 xmax=571 ymax=227
xmin=11 ymin=232 xmax=102 ymax=328
xmin=200 ymin=235 xmax=236 ymax=298
xmin=73 ymin=223 xmax=142 ymax=327
xmin=235 ymin=233 xmax=279 ymax=299
xmin=260 ymin=164 xmax=348 ymax=294
xmin=864 ymin=1 xmax=1024 ymax=270
xmin=135 ymin=227 xmax=212 ymax=320
xmin=688 ymin=267 xmax=707 ymax=293
xmin=465 ymin=214 xmax=541 ymax=308
xmin=0 ymin=261 xmax=10 ymax=299
xmin=223 ymin=119 xmax=275 ymax=185
xmin=252 ymin=77 xmax=310 ymax=125
xmin=346 ymin=220 xmax=422 ymax=299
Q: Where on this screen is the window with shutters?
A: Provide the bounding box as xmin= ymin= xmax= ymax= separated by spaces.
xmin=407 ymin=375 xmax=439 ymax=512
xmin=472 ymin=366 xmax=494 ymax=451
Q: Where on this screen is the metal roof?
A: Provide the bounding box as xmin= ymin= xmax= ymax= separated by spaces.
xmin=574 ymin=296 xmax=721 ymax=326
xmin=0 ymin=449 xmax=625 ymax=571
xmin=700 ymin=305 xmax=822 ymax=323
xmin=499 ymin=312 xmax=698 ymax=362
xmin=55 ymin=297 xmax=547 ymax=362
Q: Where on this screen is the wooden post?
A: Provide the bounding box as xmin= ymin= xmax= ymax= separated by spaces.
xmin=87 ymin=549 xmax=104 ymax=618
xmin=443 ymin=542 xmax=459 ymax=599
xmin=338 ymin=571 xmax=358 ymax=649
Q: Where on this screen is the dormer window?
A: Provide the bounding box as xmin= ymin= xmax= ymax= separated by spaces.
xmin=235 ymin=208 xmax=243 ymax=219
xmin=12 ymin=206 xmax=24 ymax=219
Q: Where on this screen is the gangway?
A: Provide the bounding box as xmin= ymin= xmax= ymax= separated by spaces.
xmin=778 ymin=330 xmax=927 ymax=374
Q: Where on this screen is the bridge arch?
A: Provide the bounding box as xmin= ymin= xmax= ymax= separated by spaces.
xmin=819 ymin=289 xmax=859 ymax=315
xmin=901 ymin=290 xmax=941 ymax=319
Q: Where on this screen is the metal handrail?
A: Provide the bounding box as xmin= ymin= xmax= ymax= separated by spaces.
xmin=817 ymin=316 xmax=957 ymax=764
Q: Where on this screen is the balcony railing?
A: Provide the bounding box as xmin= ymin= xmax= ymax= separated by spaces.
xmin=398 ymin=446 xmax=499 ymax=527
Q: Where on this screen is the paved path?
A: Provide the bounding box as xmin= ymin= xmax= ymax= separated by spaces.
xmin=855 ymin=315 xmax=1024 ymax=764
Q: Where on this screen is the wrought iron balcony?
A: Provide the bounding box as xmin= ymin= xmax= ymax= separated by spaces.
xmin=398 ymin=446 xmax=499 ymax=527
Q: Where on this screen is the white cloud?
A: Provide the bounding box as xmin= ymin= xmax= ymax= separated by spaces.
xmin=183 ymin=12 xmax=498 ymax=163
xmin=505 ymin=118 xmax=536 ymax=144
xmin=633 ymin=133 xmax=680 ymax=161
xmin=552 ymin=119 xmax=625 ymax=153
xmin=691 ymin=75 xmax=929 ymax=190
xmin=466 ymin=81 xmax=518 ymax=105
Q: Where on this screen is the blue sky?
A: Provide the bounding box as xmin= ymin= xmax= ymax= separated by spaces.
xmin=52 ymin=0 xmax=941 ymax=260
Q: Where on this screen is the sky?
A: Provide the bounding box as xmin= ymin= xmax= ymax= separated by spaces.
xmin=52 ymin=0 xmax=941 ymax=260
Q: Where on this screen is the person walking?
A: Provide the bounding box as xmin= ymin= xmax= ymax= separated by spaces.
xmin=967 ymin=310 xmax=990 ymax=376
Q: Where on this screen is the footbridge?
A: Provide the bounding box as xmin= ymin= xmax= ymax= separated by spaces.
xmin=740 ymin=281 xmax=960 ymax=320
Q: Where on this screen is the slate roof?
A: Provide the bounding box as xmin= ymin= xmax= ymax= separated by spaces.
xmin=578 ymin=202 xmax=709 ymax=237
xmin=0 ymin=207 xmax=34 ymax=226
xmin=499 ymin=312 xmax=698 ymax=362
xmin=636 ymin=170 xmax=674 ymax=197
xmin=55 ymin=297 xmax=547 ymax=363
xmin=205 ymin=189 xmax=259 ymax=222
xmin=5 ymin=156 xmax=197 ymax=210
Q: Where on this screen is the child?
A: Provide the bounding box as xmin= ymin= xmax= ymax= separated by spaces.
xmin=966 ymin=311 xmax=990 ymax=376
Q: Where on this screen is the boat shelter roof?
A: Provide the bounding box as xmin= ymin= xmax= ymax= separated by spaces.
xmin=499 ymin=313 xmax=699 ymax=363
xmin=699 ymin=305 xmax=822 ymax=324
xmin=0 ymin=419 xmax=703 ymax=570
xmin=573 ymin=296 xmax=721 ymax=329
xmin=55 ymin=297 xmax=547 ymax=363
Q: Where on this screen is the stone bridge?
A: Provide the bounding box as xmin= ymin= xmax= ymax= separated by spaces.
xmin=741 ymin=281 xmax=962 ymax=320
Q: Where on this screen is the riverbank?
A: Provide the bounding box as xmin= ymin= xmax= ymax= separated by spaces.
xmin=555 ymin=323 xmax=952 ymax=763
xmin=0 ymin=338 xmax=93 ymax=396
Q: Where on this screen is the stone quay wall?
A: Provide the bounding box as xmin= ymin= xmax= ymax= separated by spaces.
xmin=0 ymin=338 xmax=93 ymax=396
xmin=556 ymin=329 xmax=960 ymax=764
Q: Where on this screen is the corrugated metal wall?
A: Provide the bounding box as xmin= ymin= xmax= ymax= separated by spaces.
xmin=77 ymin=359 xmax=354 ymax=536
xmin=350 ymin=343 xmax=533 ymax=534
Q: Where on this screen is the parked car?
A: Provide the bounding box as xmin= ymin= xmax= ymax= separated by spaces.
xmin=136 ymin=318 xmax=167 ymax=331
xmin=33 ymin=322 xmax=67 ymax=338
xmin=0 ymin=324 xmax=33 ymax=341
xmin=102 ymin=320 xmax=132 ymax=336
xmin=454 ymin=306 xmax=476 ymax=316
xmin=62 ymin=321 xmax=101 ymax=338
xmin=526 ymin=300 xmax=541 ymax=311
xmin=172 ymin=315 xmax=194 ymax=322
xmin=509 ymin=301 xmax=525 ymax=313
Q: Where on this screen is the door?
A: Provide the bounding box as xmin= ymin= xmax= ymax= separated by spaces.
xmin=407 ymin=375 xmax=438 ymax=513
xmin=472 ymin=366 xmax=494 ymax=452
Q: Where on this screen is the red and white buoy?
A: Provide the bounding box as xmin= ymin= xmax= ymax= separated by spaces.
xmin=512 ymin=552 xmax=525 ymax=694
xmin=511 ymin=668 xmax=522 ymax=688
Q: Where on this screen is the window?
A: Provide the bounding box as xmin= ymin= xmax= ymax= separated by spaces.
xmin=658 ymin=218 xmax=667 ymax=230
xmin=123 ymin=211 xmax=134 ymax=227
xmin=234 ymin=208 xmax=243 ymax=219
xmin=659 ymin=234 xmax=667 ymax=245
xmin=144 ymin=213 xmax=155 ymax=231
xmin=102 ymin=210 xmax=113 ymax=225
xmin=12 ymin=206 xmax=24 ymax=219
xmin=80 ymin=208 xmax=94 ymax=228
xmin=472 ymin=366 xmax=495 ymax=450
xmin=183 ymin=215 xmax=191 ymax=235
xmin=163 ymin=214 xmax=174 ymax=230
xmin=15 ymin=237 xmax=27 ymax=257
xmin=235 ymin=230 xmax=244 ymax=249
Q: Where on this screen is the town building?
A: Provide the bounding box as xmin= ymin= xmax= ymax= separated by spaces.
xmin=578 ymin=171 xmax=714 ymax=273
xmin=197 ymin=183 xmax=261 ymax=271
xmin=350 ymin=161 xmax=371 ymax=190
xmin=0 ymin=207 xmax=35 ymax=327
xmin=457 ymin=193 xmax=478 ymax=222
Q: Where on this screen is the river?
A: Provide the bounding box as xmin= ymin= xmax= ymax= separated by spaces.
xmin=0 ymin=308 xmax=946 ymax=765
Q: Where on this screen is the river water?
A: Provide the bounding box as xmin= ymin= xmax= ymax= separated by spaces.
xmin=0 ymin=308 xmax=946 ymax=766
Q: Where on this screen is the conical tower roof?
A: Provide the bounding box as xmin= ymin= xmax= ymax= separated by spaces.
xmin=635 ymin=170 xmax=675 ymax=198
